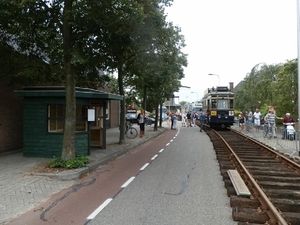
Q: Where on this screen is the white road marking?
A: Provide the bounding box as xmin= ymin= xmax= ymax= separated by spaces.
xmin=87 ymin=128 xmax=178 ymax=222
xmin=121 ymin=177 xmax=135 ymax=188
xmin=87 ymin=198 xmax=113 ymax=220
xmin=140 ymin=163 xmax=150 ymax=171
xmin=151 ymin=154 xmax=158 ymax=160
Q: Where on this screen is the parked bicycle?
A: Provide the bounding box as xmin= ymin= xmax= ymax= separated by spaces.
xmin=125 ymin=121 xmax=138 ymax=139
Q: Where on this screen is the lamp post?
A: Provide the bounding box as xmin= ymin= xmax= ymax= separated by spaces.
xmin=297 ymin=0 xmax=300 ymax=156
xmin=186 ymin=96 xmax=191 ymax=110
xmin=208 ymin=73 xmax=220 ymax=86
xmin=191 ymin=91 xmax=198 ymax=101
xmin=251 ymin=62 xmax=276 ymax=82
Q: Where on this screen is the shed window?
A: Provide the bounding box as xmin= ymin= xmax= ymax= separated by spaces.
xmin=48 ymin=104 xmax=88 ymax=132
xmin=48 ymin=105 xmax=64 ymax=132
xmin=76 ymin=105 xmax=88 ymax=131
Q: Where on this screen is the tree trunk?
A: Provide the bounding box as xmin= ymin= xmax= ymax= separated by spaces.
xmin=62 ymin=0 xmax=76 ymax=160
xmin=143 ymin=85 xmax=147 ymax=134
xmin=154 ymin=104 xmax=158 ymax=131
xmin=118 ymin=66 xmax=125 ymax=144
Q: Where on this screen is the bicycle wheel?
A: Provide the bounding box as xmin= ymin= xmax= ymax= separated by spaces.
xmin=263 ymin=125 xmax=268 ymax=138
xmin=126 ymin=127 xmax=138 ymax=139
xmin=267 ymin=127 xmax=272 ymax=140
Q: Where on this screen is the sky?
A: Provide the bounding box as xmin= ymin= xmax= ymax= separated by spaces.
xmin=165 ymin=0 xmax=298 ymax=104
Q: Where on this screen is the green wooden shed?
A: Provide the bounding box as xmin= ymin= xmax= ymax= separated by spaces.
xmin=14 ymin=86 xmax=123 ymax=158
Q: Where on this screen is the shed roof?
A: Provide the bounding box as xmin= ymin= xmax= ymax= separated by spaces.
xmin=14 ymin=86 xmax=123 ymax=101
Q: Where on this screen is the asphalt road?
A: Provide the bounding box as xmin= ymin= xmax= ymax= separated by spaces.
xmin=89 ymin=127 xmax=236 ymax=225
xmin=7 ymin=126 xmax=236 ymax=225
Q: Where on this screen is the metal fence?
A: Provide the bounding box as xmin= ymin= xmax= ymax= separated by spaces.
xmin=232 ymin=120 xmax=300 ymax=158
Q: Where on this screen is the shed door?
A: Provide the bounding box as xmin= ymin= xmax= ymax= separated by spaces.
xmin=91 ymin=106 xmax=103 ymax=147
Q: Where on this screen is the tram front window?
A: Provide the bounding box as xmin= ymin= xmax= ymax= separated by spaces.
xmin=218 ymin=100 xmax=228 ymax=109
xmin=211 ymin=99 xmax=217 ymax=108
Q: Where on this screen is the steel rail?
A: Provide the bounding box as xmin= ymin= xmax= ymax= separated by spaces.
xmin=231 ymin=129 xmax=300 ymax=174
xmin=212 ymin=129 xmax=289 ymax=225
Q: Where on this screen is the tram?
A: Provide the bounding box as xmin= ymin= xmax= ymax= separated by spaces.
xmin=202 ymin=83 xmax=234 ymax=129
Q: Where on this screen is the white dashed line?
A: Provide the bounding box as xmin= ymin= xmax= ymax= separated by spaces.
xmin=140 ymin=163 xmax=149 ymax=171
xmin=151 ymin=154 xmax=158 ymax=160
xmin=87 ymin=198 xmax=113 ymax=220
xmin=87 ymin=130 xmax=178 ymax=222
xmin=121 ymin=177 xmax=135 ymax=188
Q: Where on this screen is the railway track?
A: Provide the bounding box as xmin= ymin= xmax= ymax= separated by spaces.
xmin=205 ymin=127 xmax=300 ymax=225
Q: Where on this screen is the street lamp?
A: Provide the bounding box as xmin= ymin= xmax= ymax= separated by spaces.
xmin=208 ymin=73 xmax=220 ymax=86
xmin=251 ymin=62 xmax=277 ymax=81
xmin=191 ymin=91 xmax=198 ymax=101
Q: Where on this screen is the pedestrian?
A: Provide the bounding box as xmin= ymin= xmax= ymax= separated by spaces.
xmin=253 ymin=108 xmax=261 ymax=132
xmin=170 ymin=112 xmax=174 ymax=129
xmin=282 ymin=113 xmax=295 ymax=139
xmin=172 ymin=113 xmax=178 ymax=130
xmin=187 ymin=111 xmax=192 ymax=127
xmin=199 ymin=112 xmax=206 ymax=132
xmin=192 ymin=112 xmax=197 ymax=127
xmin=181 ymin=112 xmax=187 ymax=127
xmin=264 ymin=107 xmax=282 ymax=138
xmin=137 ymin=109 xmax=145 ymax=138
xmin=239 ymin=112 xmax=245 ymax=132
xmin=247 ymin=109 xmax=253 ymax=131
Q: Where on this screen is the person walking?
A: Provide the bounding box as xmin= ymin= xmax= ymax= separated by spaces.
xmin=186 ymin=111 xmax=192 ymax=127
xmin=170 ymin=112 xmax=174 ymax=129
xmin=172 ymin=113 xmax=178 ymax=130
xmin=253 ymin=108 xmax=262 ymax=132
xmin=137 ymin=109 xmax=145 ymax=138
xmin=199 ymin=112 xmax=206 ymax=132
xmin=247 ymin=109 xmax=253 ymax=131
xmin=181 ymin=112 xmax=187 ymax=127
xmin=264 ymin=108 xmax=282 ymax=138
xmin=192 ymin=112 xmax=197 ymax=127
xmin=239 ymin=112 xmax=245 ymax=132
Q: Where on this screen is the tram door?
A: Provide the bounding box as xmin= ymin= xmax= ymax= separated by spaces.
xmin=90 ymin=104 xmax=104 ymax=147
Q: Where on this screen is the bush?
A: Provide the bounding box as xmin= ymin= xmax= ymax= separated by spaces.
xmin=48 ymin=154 xmax=89 ymax=169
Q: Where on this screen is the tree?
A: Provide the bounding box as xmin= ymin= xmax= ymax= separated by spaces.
xmin=124 ymin=21 xmax=187 ymax=130
xmin=0 ymin=0 xmax=114 ymax=159
xmin=234 ymin=61 xmax=298 ymax=119
xmin=0 ymin=0 xmax=185 ymax=157
xmin=273 ymin=59 xmax=297 ymax=117
xmin=92 ymin=0 xmax=178 ymax=141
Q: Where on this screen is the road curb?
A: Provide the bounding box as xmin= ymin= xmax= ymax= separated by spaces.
xmin=55 ymin=127 xmax=166 ymax=181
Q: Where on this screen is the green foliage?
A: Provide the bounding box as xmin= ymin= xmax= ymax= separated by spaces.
xmin=48 ymin=154 xmax=89 ymax=169
xmin=234 ymin=60 xmax=298 ymax=119
xmin=65 ymin=155 xmax=90 ymax=169
xmin=179 ymin=101 xmax=187 ymax=106
xmin=148 ymin=113 xmax=155 ymax=118
xmin=234 ymin=110 xmax=241 ymax=117
xmin=47 ymin=157 xmax=66 ymax=168
xmin=0 ymin=0 xmax=187 ymax=148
